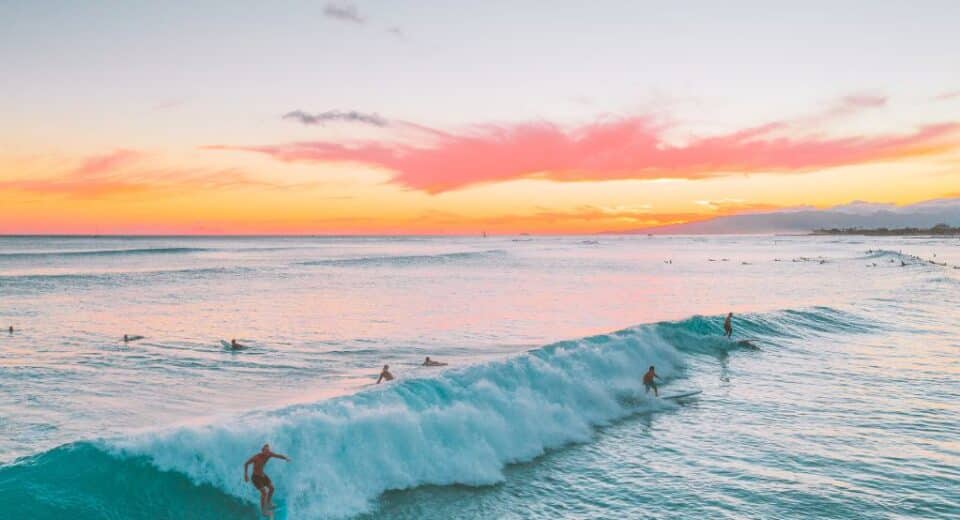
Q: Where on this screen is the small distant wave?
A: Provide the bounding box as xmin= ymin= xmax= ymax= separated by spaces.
xmin=861 ymin=248 xmax=958 ymax=269
xmin=301 ymin=249 xmax=507 ymax=267
xmin=0 ymin=247 xmax=208 ymax=260
xmin=0 ymin=306 xmax=860 ymax=519
xmin=0 ymin=266 xmax=256 ymax=293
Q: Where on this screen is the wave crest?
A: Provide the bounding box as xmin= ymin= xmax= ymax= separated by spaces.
xmin=0 ymin=307 xmax=853 ymax=518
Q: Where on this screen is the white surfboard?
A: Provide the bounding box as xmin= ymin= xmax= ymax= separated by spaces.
xmin=662 ymin=390 xmax=703 ymax=400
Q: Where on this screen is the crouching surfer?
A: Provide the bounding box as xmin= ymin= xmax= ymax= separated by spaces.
xmin=244 ymin=444 xmax=290 ymax=516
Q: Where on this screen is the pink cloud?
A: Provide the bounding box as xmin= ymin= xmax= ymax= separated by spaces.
xmin=208 ymin=117 xmax=960 ymax=193
xmin=73 ymin=149 xmax=143 ymax=176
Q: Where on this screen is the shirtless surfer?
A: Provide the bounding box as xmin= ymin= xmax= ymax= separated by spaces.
xmin=643 ymin=366 xmax=661 ymax=397
xmin=377 ymin=364 xmax=394 ymax=383
xmin=723 ymin=312 xmax=733 ymax=338
xmin=244 ymin=444 xmax=290 ymax=516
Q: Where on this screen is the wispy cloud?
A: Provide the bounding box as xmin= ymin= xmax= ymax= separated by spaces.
xmin=829 ymin=93 xmax=887 ymax=115
xmin=0 ymin=150 xmax=285 ymax=199
xmin=934 ymin=90 xmax=960 ymax=101
xmin=210 ymin=114 xmax=960 ymax=193
xmin=282 ymin=109 xmax=388 ymax=127
xmin=323 ymin=2 xmax=365 ymax=24
xmin=693 ymin=199 xmax=782 ymax=214
xmin=74 ymin=149 xmax=143 ymax=176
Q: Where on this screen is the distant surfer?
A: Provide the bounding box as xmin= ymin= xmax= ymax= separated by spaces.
xmin=7 ymin=326 xmax=12 ymax=334
xmin=244 ymin=444 xmax=290 ymax=516
xmin=724 ymin=312 xmax=733 ymax=338
xmin=377 ymin=364 xmax=394 ymax=383
xmin=123 ymin=334 xmax=143 ymax=343
xmin=231 ymin=339 xmax=247 ymax=350
xmin=422 ymin=357 xmax=447 ymax=367
xmin=643 ymin=366 xmax=661 ymax=397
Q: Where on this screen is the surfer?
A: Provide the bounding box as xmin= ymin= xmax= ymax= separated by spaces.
xmin=643 ymin=366 xmax=661 ymax=397
xmin=244 ymin=444 xmax=290 ymax=516
xmin=7 ymin=326 xmax=12 ymax=334
xmin=231 ymin=339 xmax=247 ymax=350
xmin=724 ymin=312 xmax=733 ymax=338
xmin=422 ymin=357 xmax=447 ymax=367
xmin=377 ymin=364 xmax=394 ymax=383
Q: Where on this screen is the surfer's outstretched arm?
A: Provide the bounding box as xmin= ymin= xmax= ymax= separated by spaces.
xmin=269 ymin=452 xmax=290 ymax=462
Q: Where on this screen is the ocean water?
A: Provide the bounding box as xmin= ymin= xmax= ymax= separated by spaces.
xmin=0 ymin=235 xmax=958 ymax=519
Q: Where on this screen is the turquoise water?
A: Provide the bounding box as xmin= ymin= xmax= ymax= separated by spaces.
xmin=1 ymin=236 xmax=958 ymax=518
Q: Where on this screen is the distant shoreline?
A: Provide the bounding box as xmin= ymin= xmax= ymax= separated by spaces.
xmin=811 ymin=224 xmax=960 ymax=236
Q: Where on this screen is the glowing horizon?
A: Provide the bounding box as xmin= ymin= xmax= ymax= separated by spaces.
xmin=2 ymin=2 xmax=959 ymax=234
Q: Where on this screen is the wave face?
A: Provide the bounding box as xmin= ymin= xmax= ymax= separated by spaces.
xmin=0 ymin=307 xmax=856 ymax=519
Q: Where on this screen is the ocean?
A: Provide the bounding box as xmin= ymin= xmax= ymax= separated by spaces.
xmin=0 ymin=235 xmax=957 ymax=519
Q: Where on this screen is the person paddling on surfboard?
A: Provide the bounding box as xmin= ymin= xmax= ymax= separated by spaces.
xmin=244 ymin=444 xmax=290 ymax=516
xmin=724 ymin=312 xmax=734 ymax=338
xmin=422 ymin=357 xmax=447 ymax=367
xmin=643 ymin=366 xmax=661 ymax=397
xmin=231 ymin=338 xmax=247 ymax=350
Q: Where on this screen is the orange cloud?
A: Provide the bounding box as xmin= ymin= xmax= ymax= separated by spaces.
xmin=693 ymin=199 xmax=787 ymax=214
xmin=209 ymin=117 xmax=959 ymax=193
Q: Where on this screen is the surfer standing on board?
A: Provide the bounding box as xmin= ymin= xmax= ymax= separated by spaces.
xmin=724 ymin=312 xmax=734 ymax=338
xmin=244 ymin=444 xmax=290 ymax=516
xmin=377 ymin=364 xmax=394 ymax=383
xmin=643 ymin=366 xmax=661 ymax=397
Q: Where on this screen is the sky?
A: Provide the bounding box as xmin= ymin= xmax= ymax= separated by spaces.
xmin=1 ymin=0 xmax=959 ymax=234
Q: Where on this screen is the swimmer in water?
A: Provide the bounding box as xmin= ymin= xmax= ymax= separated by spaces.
xmin=377 ymin=364 xmax=394 ymax=384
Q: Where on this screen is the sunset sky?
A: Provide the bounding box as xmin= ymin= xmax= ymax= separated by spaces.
xmin=2 ymin=1 xmax=959 ymax=234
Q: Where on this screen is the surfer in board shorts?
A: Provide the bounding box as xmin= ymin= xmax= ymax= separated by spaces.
xmin=244 ymin=444 xmax=290 ymax=515
xmin=724 ymin=312 xmax=733 ymax=338
xmin=643 ymin=366 xmax=661 ymax=397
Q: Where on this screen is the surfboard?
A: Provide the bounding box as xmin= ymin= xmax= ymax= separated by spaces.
xmin=661 ymin=390 xmax=703 ymax=400
xmin=266 ymin=501 xmax=285 ymax=519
